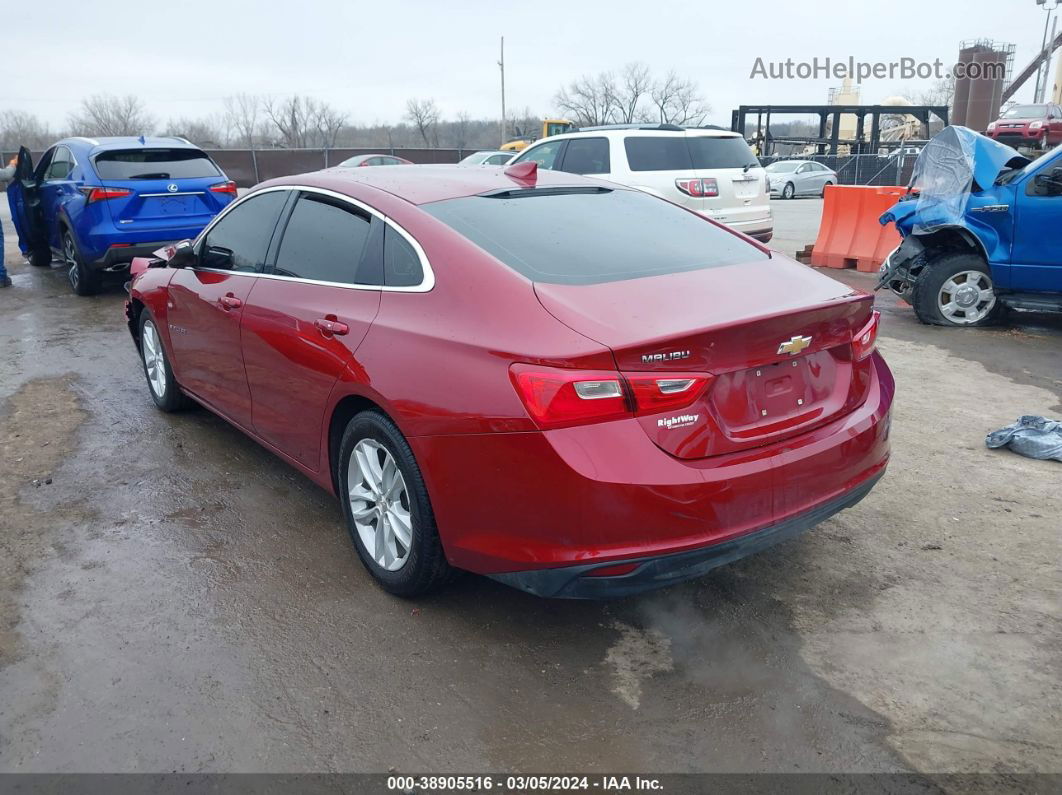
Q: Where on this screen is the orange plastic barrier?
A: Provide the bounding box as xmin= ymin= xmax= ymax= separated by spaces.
xmin=810 ymin=185 xmax=905 ymax=272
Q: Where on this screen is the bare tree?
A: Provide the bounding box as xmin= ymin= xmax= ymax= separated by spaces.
xmin=224 ymin=94 xmax=261 ymax=148
xmin=554 ymin=73 xmax=617 ymax=126
xmin=614 ymin=63 xmax=653 ymax=124
xmin=649 ymin=71 xmax=710 ymax=125
xmin=263 ymin=95 xmax=347 ymax=148
xmin=405 ymin=98 xmax=440 ymax=147
xmin=162 ymin=116 xmax=229 ymax=148
xmin=917 ymin=78 xmax=955 ymax=111
xmin=453 ymin=111 xmax=471 ymax=150
xmin=0 ymin=110 xmax=53 ymax=150
xmin=68 ymin=94 xmax=154 ymax=137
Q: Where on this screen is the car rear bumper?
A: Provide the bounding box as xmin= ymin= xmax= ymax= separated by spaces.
xmin=89 ymin=241 xmax=176 ymax=270
xmin=987 ymin=129 xmax=1044 ymax=144
xmin=413 ymin=352 xmax=893 ymax=595
xmin=490 ymin=469 xmax=883 ymax=598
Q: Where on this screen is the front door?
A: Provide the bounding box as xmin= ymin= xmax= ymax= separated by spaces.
xmin=6 ymin=147 xmax=44 ymax=256
xmin=241 ymin=191 xmax=382 ymax=471
xmin=1010 ymin=153 xmax=1062 ymax=291
xmin=165 ymin=189 xmax=289 ymax=428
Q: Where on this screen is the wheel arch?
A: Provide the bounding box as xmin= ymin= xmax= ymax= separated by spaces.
xmin=326 ymin=392 xmax=392 ymax=497
xmin=908 ymin=224 xmax=992 ymax=280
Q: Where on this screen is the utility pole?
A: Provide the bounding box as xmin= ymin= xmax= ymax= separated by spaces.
xmin=499 ymin=36 xmax=507 ymax=149
xmin=1034 ymin=0 xmax=1059 ymax=103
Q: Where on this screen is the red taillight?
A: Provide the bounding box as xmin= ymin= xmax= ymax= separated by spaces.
xmin=509 ymin=364 xmax=629 ymax=430
xmin=674 ymin=178 xmax=719 ymax=198
xmin=81 ymin=187 xmax=132 ymax=203
xmin=509 ymin=364 xmax=714 ymax=430
xmin=626 ymin=373 xmax=713 ymax=414
xmin=852 ymin=310 xmax=880 ymax=361
xmin=209 ymin=180 xmax=238 ymax=195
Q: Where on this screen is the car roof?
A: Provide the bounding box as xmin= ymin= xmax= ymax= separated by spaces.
xmin=260 ymin=164 xmax=616 ymax=206
xmin=58 ymin=136 xmax=201 ymax=155
xmin=547 ymin=127 xmax=743 ymax=142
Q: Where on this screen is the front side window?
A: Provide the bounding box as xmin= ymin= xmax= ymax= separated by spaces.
xmin=200 ymin=190 xmax=288 ymax=272
xmin=424 ymin=187 xmax=767 ymax=285
xmin=515 ymin=140 xmax=565 ymax=170
xmin=273 ymin=194 xmax=372 ymax=284
xmin=560 ymin=137 xmax=610 ymax=175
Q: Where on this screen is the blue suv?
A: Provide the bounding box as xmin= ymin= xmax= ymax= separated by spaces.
xmin=7 ymin=136 xmax=236 ymax=295
xmin=878 ymin=126 xmax=1061 ymax=326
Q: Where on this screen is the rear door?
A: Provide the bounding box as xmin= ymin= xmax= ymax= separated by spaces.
xmin=6 ymin=147 xmax=44 ymax=255
xmin=557 ymin=137 xmax=610 ymax=176
xmin=241 ymin=191 xmax=383 ymax=471
xmin=92 ymin=147 xmax=233 ymax=237
xmin=166 ymin=189 xmax=289 ymax=427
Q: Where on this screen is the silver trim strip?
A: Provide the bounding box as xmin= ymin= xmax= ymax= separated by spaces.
xmin=192 ymin=184 xmax=435 ymax=293
xmin=139 ymin=191 xmax=206 ymax=197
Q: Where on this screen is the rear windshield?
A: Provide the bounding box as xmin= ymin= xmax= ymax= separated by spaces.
xmin=624 ymin=135 xmax=756 ymax=172
xmin=422 ymin=187 xmax=767 ymax=285
xmin=93 ymin=148 xmax=220 ymax=180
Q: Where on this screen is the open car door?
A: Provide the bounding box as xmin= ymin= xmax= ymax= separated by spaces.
xmin=6 ymin=147 xmax=45 ymax=258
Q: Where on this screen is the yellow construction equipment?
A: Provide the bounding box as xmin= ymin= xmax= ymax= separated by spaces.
xmin=500 ymin=119 xmax=574 ymax=152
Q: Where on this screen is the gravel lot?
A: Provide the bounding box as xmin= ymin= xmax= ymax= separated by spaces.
xmin=0 ymin=196 xmax=1059 ymax=778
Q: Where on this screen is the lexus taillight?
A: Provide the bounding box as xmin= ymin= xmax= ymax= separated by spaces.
xmin=852 ymin=310 xmax=880 ymax=361
xmin=80 ymin=187 xmax=132 ymax=203
xmin=209 ymin=180 xmax=238 ymax=195
xmin=509 ymin=364 xmax=713 ymax=430
xmin=674 ymin=177 xmax=719 ymax=198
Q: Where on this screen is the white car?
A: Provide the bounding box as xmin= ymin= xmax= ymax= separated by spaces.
xmin=509 ymin=125 xmax=772 ymax=242
xmin=459 ymin=150 xmax=514 ymax=166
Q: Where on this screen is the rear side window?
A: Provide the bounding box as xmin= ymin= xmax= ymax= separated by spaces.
xmin=94 ymin=148 xmax=221 ymax=180
xmin=624 ymin=136 xmax=756 ymax=171
xmin=560 ymin=137 xmax=610 ymax=174
xmin=201 ymin=191 xmax=288 ymax=273
xmin=623 ymin=137 xmax=692 ymax=171
xmin=384 ymin=226 xmax=423 ymax=287
xmin=687 ymin=136 xmax=757 ymax=169
xmin=273 ymin=194 xmax=372 ymax=284
xmin=423 ymin=188 xmax=767 ymax=285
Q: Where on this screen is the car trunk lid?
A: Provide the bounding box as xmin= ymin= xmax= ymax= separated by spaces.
xmin=534 ymin=258 xmax=875 ymax=458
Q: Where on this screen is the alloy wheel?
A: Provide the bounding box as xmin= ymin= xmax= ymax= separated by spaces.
xmin=347 ymin=439 xmax=412 ymax=571
xmin=937 ymin=270 xmax=996 ymax=325
xmin=141 ymin=321 xmax=168 ymax=397
xmin=65 ymin=235 xmax=79 ymax=290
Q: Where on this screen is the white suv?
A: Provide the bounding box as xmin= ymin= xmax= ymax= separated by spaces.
xmin=510 ymin=125 xmax=772 ymax=242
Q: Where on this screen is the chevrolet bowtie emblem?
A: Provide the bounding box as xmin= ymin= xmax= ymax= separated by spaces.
xmin=777 ymin=335 xmax=812 ymax=356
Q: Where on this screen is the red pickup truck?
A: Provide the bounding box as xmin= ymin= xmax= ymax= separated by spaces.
xmin=986 ymin=103 xmax=1062 ymax=150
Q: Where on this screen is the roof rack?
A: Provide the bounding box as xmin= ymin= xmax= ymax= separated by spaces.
xmin=575 ymin=123 xmax=687 ymax=132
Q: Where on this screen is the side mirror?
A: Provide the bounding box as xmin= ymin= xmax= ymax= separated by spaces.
xmin=200 ymin=245 xmax=234 ymax=270
xmin=163 ymin=239 xmax=198 ymax=269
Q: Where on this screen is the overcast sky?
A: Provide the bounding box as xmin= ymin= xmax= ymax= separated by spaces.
xmin=7 ymin=0 xmax=1058 ymax=130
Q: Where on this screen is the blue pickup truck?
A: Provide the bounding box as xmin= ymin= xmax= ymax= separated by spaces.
xmin=878 ymin=126 xmax=1061 ymax=327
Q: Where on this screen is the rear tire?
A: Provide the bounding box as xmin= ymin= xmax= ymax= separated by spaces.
xmin=28 ymin=246 xmax=51 ymax=267
xmin=782 ymin=182 xmax=795 ymax=200
xmin=337 ymin=410 xmax=454 ymax=597
xmin=821 ymin=180 xmax=835 ymax=198
xmin=64 ymin=230 xmax=100 ymax=296
xmin=912 ymin=253 xmax=1004 ymax=327
xmin=139 ymin=311 xmax=192 ymax=412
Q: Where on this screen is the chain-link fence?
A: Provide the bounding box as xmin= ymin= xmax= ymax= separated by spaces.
xmin=760 ymin=153 xmax=918 ymax=187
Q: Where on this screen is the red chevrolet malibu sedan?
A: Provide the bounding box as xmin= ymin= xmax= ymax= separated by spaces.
xmin=126 ymin=163 xmax=893 ymax=598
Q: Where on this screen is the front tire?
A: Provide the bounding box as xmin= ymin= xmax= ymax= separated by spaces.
xmin=338 ymin=411 xmax=453 ymax=597
xmin=139 ymin=312 xmax=191 ymax=411
xmin=64 ymin=230 xmax=100 ymax=296
xmin=782 ymin=182 xmax=795 ymax=200
xmin=912 ymin=253 xmax=1003 ymax=327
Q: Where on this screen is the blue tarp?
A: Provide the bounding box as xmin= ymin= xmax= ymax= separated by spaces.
xmin=986 ymin=416 xmax=1062 ymax=462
